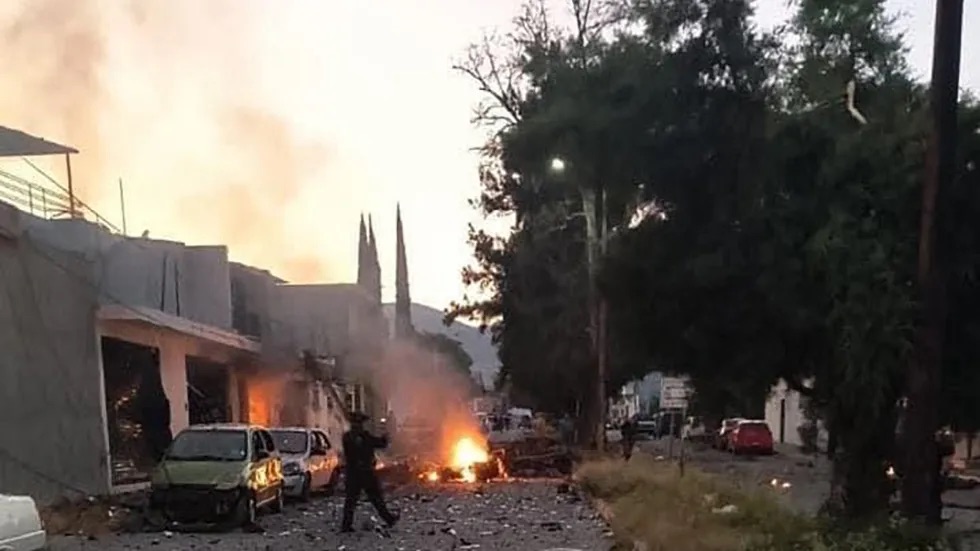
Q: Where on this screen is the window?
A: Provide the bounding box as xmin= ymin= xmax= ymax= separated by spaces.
xmin=258 ymin=430 xmax=276 ymax=453
xmin=346 ymin=384 xmax=363 ymax=413
xmin=251 ymin=431 xmax=265 ymax=459
xmin=315 ymin=431 xmax=332 ymax=450
xmin=167 ymin=429 xmax=247 ymax=462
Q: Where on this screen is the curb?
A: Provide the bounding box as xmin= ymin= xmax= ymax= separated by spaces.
xmin=589 ymin=496 xmax=647 ymax=551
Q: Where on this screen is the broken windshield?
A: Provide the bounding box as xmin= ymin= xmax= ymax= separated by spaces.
xmin=166 ymin=429 xmax=247 ymax=461
xmin=270 ymin=430 xmax=309 ymax=454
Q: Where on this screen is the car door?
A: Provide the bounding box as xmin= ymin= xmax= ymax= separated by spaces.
xmin=306 ymin=431 xmax=326 ymax=488
xmin=317 ymin=430 xmax=338 ymax=483
xmin=251 ymin=430 xmax=278 ymax=504
xmin=248 ymin=430 xmax=270 ymax=503
xmin=259 ymin=429 xmax=283 ymax=493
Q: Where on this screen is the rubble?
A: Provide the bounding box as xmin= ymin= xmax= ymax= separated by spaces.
xmin=48 ymin=479 xmax=610 ymax=550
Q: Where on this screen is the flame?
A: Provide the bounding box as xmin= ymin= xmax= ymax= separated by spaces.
xmin=426 ymin=471 xmax=439 ymax=482
xmin=449 ymin=437 xmax=489 ymax=484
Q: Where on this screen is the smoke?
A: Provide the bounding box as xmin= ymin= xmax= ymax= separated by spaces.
xmin=376 ymin=339 xmax=482 ymax=462
xmin=0 ymin=0 xmax=347 ymax=283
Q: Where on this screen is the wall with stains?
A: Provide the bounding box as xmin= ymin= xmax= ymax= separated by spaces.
xmin=0 ymin=201 xmax=109 ymax=502
xmin=23 ymin=216 xmax=234 ymax=331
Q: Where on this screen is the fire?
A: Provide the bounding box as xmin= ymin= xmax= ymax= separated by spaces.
xmin=426 ymin=471 xmax=439 ymax=482
xmin=450 ymin=437 xmax=490 ymax=483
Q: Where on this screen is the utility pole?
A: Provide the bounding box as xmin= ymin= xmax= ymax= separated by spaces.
xmin=902 ymin=0 xmax=963 ymax=524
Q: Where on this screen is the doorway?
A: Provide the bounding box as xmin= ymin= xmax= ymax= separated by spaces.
xmin=101 ymin=337 xmax=169 ymax=486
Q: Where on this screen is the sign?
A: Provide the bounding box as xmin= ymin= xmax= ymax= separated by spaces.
xmin=660 ymin=376 xmax=691 ymax=409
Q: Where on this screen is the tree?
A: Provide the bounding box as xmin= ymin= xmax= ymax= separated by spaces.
xmin=453 ymin=0 xmax=980 ymax=524
xmin=415 ymin=332 xmax=475 ymax=380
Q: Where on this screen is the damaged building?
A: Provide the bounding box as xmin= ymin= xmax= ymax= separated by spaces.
xmin=0 ymin=126 xmax=391 ymax=502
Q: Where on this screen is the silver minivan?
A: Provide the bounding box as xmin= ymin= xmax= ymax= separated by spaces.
xmin=268 ymin=427 xmax=341 ymax=501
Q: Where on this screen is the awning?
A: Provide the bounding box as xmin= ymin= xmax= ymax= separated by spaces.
xmin=97 ymin=304 xmax=260 ymax=353
xmin=0 ymin=125 xmax=78 ymax=157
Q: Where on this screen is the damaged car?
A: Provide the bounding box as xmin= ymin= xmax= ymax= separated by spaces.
xmin=149 ymin=424 xmax=284 ymax=527
xmin=269 ymin=427 xmax=340 ymax=501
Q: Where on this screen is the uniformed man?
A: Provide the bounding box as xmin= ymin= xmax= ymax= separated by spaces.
xmin=340 ymin=412 xmax=399 ymax=533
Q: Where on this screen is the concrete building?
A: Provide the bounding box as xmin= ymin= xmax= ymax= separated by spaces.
xmin=0 ymin=126 xmax=398 ymax=502
xmin=608 ymin=381 xmax=641 ymax=424
xmin=764 ymin=379 xmax=828 ymax=450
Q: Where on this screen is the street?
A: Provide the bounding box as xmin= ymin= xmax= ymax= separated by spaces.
xmin=47 ymin=479 xmax=611 ymax=551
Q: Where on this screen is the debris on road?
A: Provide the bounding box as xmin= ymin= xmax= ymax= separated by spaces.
xmin=47 ymin=479 xmax=611 ymax=550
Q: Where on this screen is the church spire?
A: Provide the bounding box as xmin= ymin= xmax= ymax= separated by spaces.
xmin=394 ymin=203 xmax=413 ymax=338
xmin=367 ymin=214 xmax=382 ymax=305
xmin=357 ymin=213 xmax=369 ymax=288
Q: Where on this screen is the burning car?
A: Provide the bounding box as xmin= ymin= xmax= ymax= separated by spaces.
xmin=418 ymin=436 xmax=507 ymax=484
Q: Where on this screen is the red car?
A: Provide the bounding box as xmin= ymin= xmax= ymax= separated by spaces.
xmin=729 ymin=421 xmax=774 ymax=455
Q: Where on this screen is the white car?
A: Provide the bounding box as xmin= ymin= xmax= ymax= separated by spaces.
xmin=269 ymin=427 xmax=341 ymax=501
xmin=0 ymin=494 xmax=46 ymax=551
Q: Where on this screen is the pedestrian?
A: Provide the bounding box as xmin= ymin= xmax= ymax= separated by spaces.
xmin=558 ymin=414 xmax=575 ymax=447
xmin=340 ymin=412 xmax=400 ymax=533
xmin=621 ymin=417 xmax=637 ymax=461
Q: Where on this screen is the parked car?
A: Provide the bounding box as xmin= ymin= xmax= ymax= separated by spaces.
xmin=149 ymin=423 xmax=285 ymax=526
xmin=635 ymin=417 xmax=659 ymax=440
xmin=729 ymin=420 xmax=774 ymax=455
xmin=270 ymin=427 xmax=341 ymax=501
xmin=714 ymin=418 xmax=744 ymax=449
xmin=0 ymin=494 xmax=46 ymax=551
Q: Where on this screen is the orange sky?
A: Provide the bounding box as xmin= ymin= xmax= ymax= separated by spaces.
xmin=0 ymin=0 xmax=975 ymax=311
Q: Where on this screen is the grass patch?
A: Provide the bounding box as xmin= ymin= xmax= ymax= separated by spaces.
xmin=577 ymin=455 xmax=813 ymax=550
xmin=575 ymin=457 xmax=955 ymax=550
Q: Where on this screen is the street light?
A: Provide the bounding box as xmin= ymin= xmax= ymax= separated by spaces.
xmin=550 ymin=157 xmax=566 ymax=173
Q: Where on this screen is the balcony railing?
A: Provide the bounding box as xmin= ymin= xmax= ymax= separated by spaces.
xmin=0 ymin=163 xmax=120 ymax=233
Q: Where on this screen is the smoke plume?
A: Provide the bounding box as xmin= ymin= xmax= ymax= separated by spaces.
xmin=376 ymin=338 xmax=482 ymax=462
xmin=0 ymin=0 xmax=348 ymax=283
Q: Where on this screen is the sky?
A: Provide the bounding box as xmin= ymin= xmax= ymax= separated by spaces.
xmin=0 ymin=0 xmax=976 ymax=314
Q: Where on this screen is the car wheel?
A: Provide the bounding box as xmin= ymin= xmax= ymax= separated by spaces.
xmin=299 ymin=473 xmax=312 ymax=502
xmin=270 ymin=485 xmax=285 ymax=514
xmin=235 ymin=491 xmax=258 ymax=527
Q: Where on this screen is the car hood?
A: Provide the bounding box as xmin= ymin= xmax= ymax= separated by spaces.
xmin=0 ymin=494 xmax=44 ymax=542
xmin=156 ymin=461 xmax=246 ymax=486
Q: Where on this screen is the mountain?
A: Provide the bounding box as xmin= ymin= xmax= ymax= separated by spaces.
xmin=382 ymin=302 xmax=500 ymax=388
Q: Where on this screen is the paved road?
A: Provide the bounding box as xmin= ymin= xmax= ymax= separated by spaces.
xmin=49 ymin=479 xmax=611 ymax=551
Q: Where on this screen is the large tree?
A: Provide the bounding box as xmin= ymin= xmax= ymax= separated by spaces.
xmin=453 ymin=0 xmax=980 ymax=523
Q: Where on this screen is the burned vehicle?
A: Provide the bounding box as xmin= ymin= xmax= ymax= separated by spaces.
xmin=149 ymin=424 xmax=284 ymax=526
xmin=269 ymin=427 xmax=340 ymax=501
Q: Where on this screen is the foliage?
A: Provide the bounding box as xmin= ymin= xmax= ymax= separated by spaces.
xmin=578 ymin=458 xmax=954 ymax=551
xmin=414 ymin=332 xmax=475 ymax=379
xmin=577 ymin=456 xmax=814 ymax=550
xmin=453 ymin=0 xmax=980 ymax=524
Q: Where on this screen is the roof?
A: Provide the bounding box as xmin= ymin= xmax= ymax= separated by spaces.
xmin=0 ymin=125 xmax=77 ymax=157
xmin=98 ymin=304 xmax=261 ymax=353
xmin=184 ymin=423 xmax=256 ymax=431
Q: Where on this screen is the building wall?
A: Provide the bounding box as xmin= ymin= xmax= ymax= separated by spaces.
xmin=0 ymin=204 xmax=108 ymax=502
xmin=98 ymin=320 xmax=250 ymax=438
xmin=23 ymin=218 xmax=234 ymax=331
xmin=764 ymin=380 xmax=828 ymax=449
xmin=230 ymin=262 xmax=281 ymax=341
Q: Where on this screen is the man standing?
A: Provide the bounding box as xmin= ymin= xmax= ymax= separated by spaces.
xmin=340 ymin=412 xmax=399 ymax=533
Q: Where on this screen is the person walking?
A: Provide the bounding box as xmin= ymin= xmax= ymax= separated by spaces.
xmin=340 ymin=412 xmax=399 ymax=533
xmin=621 ymin=417 xmax=637 ymax=461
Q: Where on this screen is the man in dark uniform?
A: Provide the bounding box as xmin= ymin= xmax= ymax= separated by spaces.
xmin=340 ymin=412 xmax=399 ymax=533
